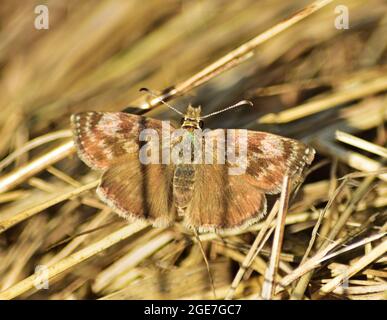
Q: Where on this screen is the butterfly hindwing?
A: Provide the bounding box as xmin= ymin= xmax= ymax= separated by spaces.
xmin=97 ymin=153 xmax=176 ymax=227
xmin=183 ymin=164 xmax=267 ymax=232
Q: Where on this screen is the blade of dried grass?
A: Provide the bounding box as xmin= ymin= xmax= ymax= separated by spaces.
xmin=315 ymin=140 xmax=387 ymax=182
xmin=100 ymin=260 xmax=231 ymax=300
xmin=277 ymin=241 xmax=339 ymax=291
xmin=200 ymin=209 xmax=318 ymax=242
xmin=0 ymin=140 xmax=75 ymax=194
xmin=299 ymin=160 xmax=339 ymax=265
xmin=0 ymin=190 xmax=29 ymax=204
xmin=0 ymin=130 xmax=72 ymax=172
xmin=318 ymin=232 xmax=386 ymax=264
xmin=92 ymin=230 xmax=174 ymax=293
xmin=259 ymin=75 xmax=387 ymax=124
xmin=46 ymin=166 xmax=82 ymax=188
xmin=317 ymin=239 xmax=387 ymax=297
xmin=0 ymin=221 xmax=149 ymax=300
xmin=335 ymin=130 xmax=387 ymax=158
xmin=261 ymin=175 xmax=290 ymax=299
xmin=224 ymin=200 xmax=279 ymax=300
xmin=45 ymin=208 xmax=112 ymax=266
xmin=157 ymin=0 xmax=334 ymax=107
xmin=0 ymin=179 xmax=99 ymax=233
xmin=291 ymin=173 xmax=379 ymax=299
xmin=326 ymin=175 xmax=378 ymax=242
xmin=332 ymin=283 xmax=387 ymax=295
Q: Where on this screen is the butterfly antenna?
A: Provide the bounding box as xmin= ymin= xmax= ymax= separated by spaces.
xmin=193 ymin=227 xmax=217 ymax=299
xmin=140 ymin=88 xmax=184 ymax=116
xmin=200 ymin=100 xmax=254 ymax=119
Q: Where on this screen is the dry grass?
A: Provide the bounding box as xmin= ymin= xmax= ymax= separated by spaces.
xmin=0 ymin=0 xmax=386 ymax=300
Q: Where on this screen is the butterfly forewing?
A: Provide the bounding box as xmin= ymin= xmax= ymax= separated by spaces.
xmin=244 ymin=131 xmax=315 ymax=193
xmin=70 ymin=112 xmax=169 ymax=170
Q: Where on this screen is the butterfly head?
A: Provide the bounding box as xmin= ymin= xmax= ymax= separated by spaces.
xmin=181 ymin=105 xmax=203 ymax=129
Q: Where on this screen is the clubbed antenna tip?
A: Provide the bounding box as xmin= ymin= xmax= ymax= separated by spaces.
xmin=200 ymin=100 xmax=254 ymax=119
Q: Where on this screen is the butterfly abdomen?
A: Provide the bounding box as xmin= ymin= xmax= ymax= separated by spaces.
xmin=173 ymin=164 xmax=196 ymax=212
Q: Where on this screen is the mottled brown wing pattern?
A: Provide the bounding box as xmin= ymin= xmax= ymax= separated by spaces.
xmin=71 ymin=111 xmax=315 ymax=232
xmin=70 ymin=112 xmax=166 ymax=170
xmin=97 ymin=153 xmax=176 ymax=227
xmin=182 ymin=164 xmax=267 ymax=232
xmin=205 ymin=129 xmax=314 ymax=193
xmin=181 ymin=129 xmax=314 ymax=232
xmin=71 ymin=111 xmax=177 ymax=227
xmin=244 ymin=131 xmax=315 ymax=193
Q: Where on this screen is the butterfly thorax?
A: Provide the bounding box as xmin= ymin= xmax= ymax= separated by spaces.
xmin=181 ymin=105 xmax=202 ymax=130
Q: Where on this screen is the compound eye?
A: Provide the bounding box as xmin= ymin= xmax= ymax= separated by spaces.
xmin=199 ymin=120 xmax=204 ymax=128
